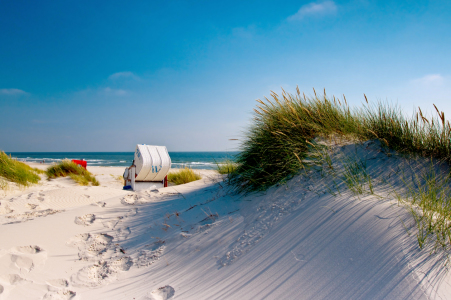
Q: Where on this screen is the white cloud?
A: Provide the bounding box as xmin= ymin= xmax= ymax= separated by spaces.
xmin=0 ymin=88 xmax=28 ymax=95
xmin=288 ymin=1 xmax=337 ymax=21
xmin=108 ymin=71 xmax=139 ymax=81
xmin=411 ymin=74 xmax=445 ymax=86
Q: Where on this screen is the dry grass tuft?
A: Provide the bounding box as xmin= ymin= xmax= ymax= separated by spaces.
xmin=168 ymin=167 xmax=201 ymax=185
xmin=0 ymin=151 xmax=42 ymax=190
xmin=216 ymin=159 xmax=238 ymax=175
xmin=46 ymin=159 xmax=99 ymax=186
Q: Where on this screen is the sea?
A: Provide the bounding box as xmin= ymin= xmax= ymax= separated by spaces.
xmin=6 ymin=152 xmax=239 ymax=170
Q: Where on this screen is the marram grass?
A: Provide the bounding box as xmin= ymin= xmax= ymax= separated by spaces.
xmin=230 ymin=87 xmax=451 ymax=255
xmin=230 ymin=87 xmax=451 ymax=194
xmin=216 ymin=159 xmax=238 ymax=175
xmin=46 ymin=159 xmax=99 ymax=186
xmin=167 ymin=167 xmax=201 ymax=185
xmin=0 ymin=151 xmax=43 ymax=189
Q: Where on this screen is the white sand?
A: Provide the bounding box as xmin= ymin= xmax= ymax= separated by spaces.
xmin=0 ymin=148 xmax=451 ymax=299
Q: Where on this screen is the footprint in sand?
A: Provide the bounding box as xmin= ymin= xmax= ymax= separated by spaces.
xmin=37 ymin=197 xmax=45 ymax=201
xmin=116 ymin=227 xmax=131 ymax=240
xmin=92 ymin=201 xmax=106 ymax=207
xmin=74 ymin=214 xmax=96 ymax=226
xmin=46 ymin=278 xmax=69 ymax=288
xmin=145 ymin=285 xmax=175 ymax=300
xmin=102 ymin=219 xmax=119 ymax=229
xmin=121 ymin=194 xmax=139 ymax=205
xmin=134 ymin=243 xmax=165 ymax=268
xmin=15 ymin=245 xmax=42 ymax=254
xmin=11 ymin=255 xmax=34 ymax=272
xmin=42 ymin=288 xmax=76 ymax=300
xmin=0 ymin=203 xmax=13 ymax=214
xmin=125 ymin=208 xmax=138 ymax=218
xmin=0 ymin=274 xmax=30 ymax=285
xmin=71 ymin=256 xmax=133 ymax=288
xmin=27 ymin=203 xmax=39 ymax=210
xmin=0 ymin=284 xmax=3 ymax=294
xmin=67 ymin=233 xmax=115 ymax=261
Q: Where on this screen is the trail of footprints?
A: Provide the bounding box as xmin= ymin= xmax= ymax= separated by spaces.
xmin=67 ymin=230 xmax=165 ymax=288
xmin=67 ymin=197 xmax=164 ymax=288
xmin=0 ymin=245 xmax=76 ymax=299
xmin=1 ymin=192 xmax=169 ymax=297
xmin=0 ymin=190 xmax=64 ymax=224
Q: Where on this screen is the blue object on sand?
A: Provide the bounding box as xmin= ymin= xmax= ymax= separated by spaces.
xmin=123 ymin=185 xmax=132 ymax=190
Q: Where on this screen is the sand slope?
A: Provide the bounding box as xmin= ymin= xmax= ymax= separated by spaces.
xmin=1 ymin=148 xmax=451 ymax=299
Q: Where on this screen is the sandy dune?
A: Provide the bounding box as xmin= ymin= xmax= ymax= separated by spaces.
xmin=1 ymin=147 xmax=451 ymax=299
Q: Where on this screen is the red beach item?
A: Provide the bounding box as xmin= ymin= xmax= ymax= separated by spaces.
xmin=72 ymin=159 xmax=87 ymax=169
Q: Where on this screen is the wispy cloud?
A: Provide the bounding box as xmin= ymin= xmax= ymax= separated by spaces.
xmin=411 ymin=74 xmax=445 ymax=85
xmin=288 ymin=1 xmax=337 ymax=21
xmin=108 ymin=71 xmax=139 ymax=81
xmin=0 ymin=88 xmax=29 ymax=95
xmin=104 ymin=87 xmax=127 ymax=96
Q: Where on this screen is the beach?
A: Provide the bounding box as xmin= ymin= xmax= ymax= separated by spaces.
xmin=2 ymin=1 xmax=450 ymax=298
xmin=1 ymin=143 xmax=451 ymax=300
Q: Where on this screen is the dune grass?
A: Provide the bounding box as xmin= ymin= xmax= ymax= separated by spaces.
xmin=229 ymin=87 xmax=451 ymax=254
xmin=341 ymin=155 xmax=374 ymax=196
xmin=46 ymin=159 xmax=99 ymax=186
xmin=0 ymin=151 xmax=43 ymax=189
xmin=167 ymin=167 xmax=201 ymax=185
xmin=395 ymin=160 xmax=451 ymax=252
xmin=216 ymin=159 xmax=238 ymax=175
xmin=229 ymin=87 xmax=451 ymax=194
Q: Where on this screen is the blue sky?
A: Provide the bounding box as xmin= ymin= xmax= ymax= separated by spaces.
xmin=1 ymin=0 xmax=450 ymax=151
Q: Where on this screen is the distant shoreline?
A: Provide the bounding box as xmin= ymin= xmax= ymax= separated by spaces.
xmin=8 ymin=151 xmax=237 ymax=170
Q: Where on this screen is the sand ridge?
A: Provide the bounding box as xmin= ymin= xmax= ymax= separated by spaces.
xmin=0 ymin=153 xmax=451 ymax=299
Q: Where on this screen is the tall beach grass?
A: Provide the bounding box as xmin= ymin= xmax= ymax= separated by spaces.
xmin=230 ymin=88 xmax=451 ymax=194
xmin=229 ymin=87 xmax=451 ymax=254
xmin=216 ymin=159 xmax=238 ymax=175
xmin=46 ymin=159 xmax=99 ymax=186
xmin=168 ymin=167 xmax=201 ymax=185
xmin=0 ymin=151 xmax=43 ymax=189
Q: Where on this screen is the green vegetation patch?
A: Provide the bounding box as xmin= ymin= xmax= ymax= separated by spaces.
xmin=216 ymin=159 xmax=238 ymax=175
xmin=0 ymin=151 xmax=43 ymax=189
xmin=46 ymin=159 xmax=99 ymax=186
xmin=168 ymin=167 xmax=201 ymax=185
xmin=394 ymin=160 xmax=451 ymax=252
xmin=230 ymin=88 xmax=451 ymax=194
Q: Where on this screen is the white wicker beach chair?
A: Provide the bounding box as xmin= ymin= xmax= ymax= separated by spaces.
xmin=123 ymin=144 xmax=171 ymax=191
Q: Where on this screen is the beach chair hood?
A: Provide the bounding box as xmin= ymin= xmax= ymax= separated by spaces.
xmin=134 ymin=144 xmax=171 ymax=182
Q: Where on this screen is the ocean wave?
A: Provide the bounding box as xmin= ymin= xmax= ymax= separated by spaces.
xmin=11 ymin=154 xmax=220 ymax=170
xmin=171 ymin=162 xmax=216 ymax=168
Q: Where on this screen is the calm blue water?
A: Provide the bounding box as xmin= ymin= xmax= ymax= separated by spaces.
xmin=6 ymin=152 xmax=239 ymax=170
